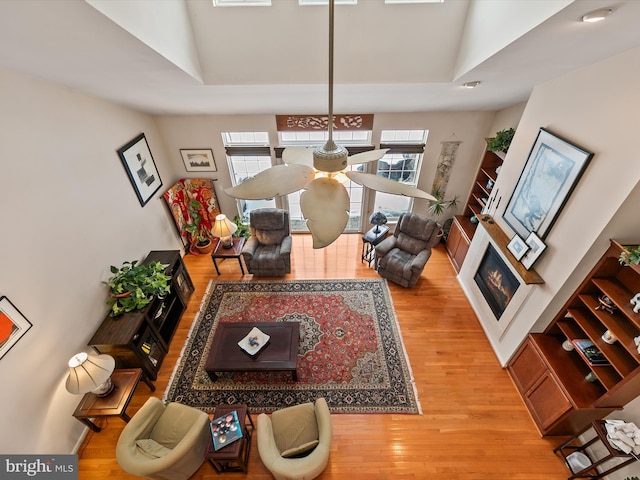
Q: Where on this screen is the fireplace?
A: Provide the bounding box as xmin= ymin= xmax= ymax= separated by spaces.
xmin=474 ymin=244 xmax=521 ymax=320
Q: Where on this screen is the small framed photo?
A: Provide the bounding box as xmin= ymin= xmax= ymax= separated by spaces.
xmin=507 ymin=234 xmax=529 ymax=261
xmin=520 ymin=232 xmax=547 ymax=270
xmin=117 ymin=133 xmax=163 ymax=206
xmin=180 ymin=149 xmax=217 ymax=172
xmin=0 ymin=296 xmax=33 ymax=360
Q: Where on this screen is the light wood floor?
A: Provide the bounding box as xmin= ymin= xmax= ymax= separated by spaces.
xmin=77 ymin=234 xmax=570 ymax=479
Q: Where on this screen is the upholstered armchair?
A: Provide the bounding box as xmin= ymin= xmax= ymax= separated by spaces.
xmin=375 ymin=212 xmax=443 ymax=288
xmin=116 ymin=397 xmax=210 ymax=480
xmin=257 ymin=398 xmax=332 ymax=480
xmin=242 ymin=208 xmax=292 ymax=277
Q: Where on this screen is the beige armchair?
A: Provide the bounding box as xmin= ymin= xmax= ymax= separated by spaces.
xmin=257 ymin=398 xmax=332 ymax=480
xmin=116 ymin=397 xmax=210 ymax=480
xmin=375 ymin=212 xmax=443 ymax=288
xmin=242 ymin=208 xmax=292 ymax=276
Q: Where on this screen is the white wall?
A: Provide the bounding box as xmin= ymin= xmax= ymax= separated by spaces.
xmin=0 ymin=68 xmax=183 ymax=453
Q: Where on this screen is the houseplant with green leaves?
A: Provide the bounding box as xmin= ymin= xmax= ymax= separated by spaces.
xmin=428 ymin=188 xmax=459 ymax=218
xmin=103 ymin=260 xmax=171 ymax=317
xmin=182 ymin=199 xmax=214 ymax=254
xmin=487 ymin=128 xmax=515 ymax=153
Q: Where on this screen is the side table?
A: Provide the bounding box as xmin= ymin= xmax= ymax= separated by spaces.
xmin=205 ymin=404 xmax=254 ymax=473
xmin=553 ymin=420 xmax=639 ymax=479
xmin=361 ymin=225 xmax=390 ymax=267
xmin=72 ymin=368 xmax=154 ymax=432
xmin=211 ymin=237 xmax=246 ymax=275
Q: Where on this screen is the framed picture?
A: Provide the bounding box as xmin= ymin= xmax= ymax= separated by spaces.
xmin=0 ymin=296 xmax=33 ymax=360
xmin=117 ymin=133 xmax=163 ymax=206
xmin=180 ymin=149 xmax=217 ymax=172
xmin=507 ymin=234 xmax=529 ymax=261
xmin=520 ymin=232 xmax=547 ymax=270
xmin=502 ymin=128 xmax=594 ymax=240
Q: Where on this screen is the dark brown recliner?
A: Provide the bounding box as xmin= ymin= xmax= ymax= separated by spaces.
xmin=242 ymin=208 xmax=292 ymax=276
xmin=374 ymin=212 xmax=443 ymax=287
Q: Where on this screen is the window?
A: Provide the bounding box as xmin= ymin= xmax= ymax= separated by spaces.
xmin=213 ymin=0 xmax=271 ymax=6
xmin=223 ymin=132 xmax=275 ymax=219
xmin=373 ymin=130 xmax=428 ymax=222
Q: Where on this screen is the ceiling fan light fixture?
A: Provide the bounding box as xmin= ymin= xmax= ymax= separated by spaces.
xmin=581 ymin=8 xmax=613 ymax=23
xmin=313 ymin=139 xmax=349 ymax=172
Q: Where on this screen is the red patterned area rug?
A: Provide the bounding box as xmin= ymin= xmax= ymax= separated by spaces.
xmin=164 ymin=279 xmax=421 ymax=414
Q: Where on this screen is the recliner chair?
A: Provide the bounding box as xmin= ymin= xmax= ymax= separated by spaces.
xmin=116 ymin=397 xmax=210 ymax=480
xmin=374 ymin=212 xmax=443 ymax=288
xmin=257 ymin=398 xmax=332 ymax=480
xmin=242 ymin=208 xmax=292 ymax=276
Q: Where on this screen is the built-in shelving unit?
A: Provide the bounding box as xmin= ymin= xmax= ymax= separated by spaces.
xmin=446 ymin=139 xmax=505 ymax=272
xmin=89 ymin=250 xmax=194 ymax=380
xmin=507 ymin=240 xmax=640 ymax=436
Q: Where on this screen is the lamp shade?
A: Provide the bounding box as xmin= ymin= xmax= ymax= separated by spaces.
xmin=65 ymin=352 xmax=115 ymax=395
xmin=211 ymin=214 xmax=238 ymax=239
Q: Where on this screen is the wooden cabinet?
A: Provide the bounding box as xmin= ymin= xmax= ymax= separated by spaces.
xmin=446 ymin=140 xmax=505 ymax=272
xmin=89 ymin=250 xmax=194 ymax=380
xmin=507 ymin=240 xmax=640 ymax=435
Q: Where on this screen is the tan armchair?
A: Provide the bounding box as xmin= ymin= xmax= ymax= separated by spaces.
xmin=257 ymin=398 xmax=332 ymax=480
xmin=375 ymin=212 xmax=443 ymax=288
xmin=242 ymin=208 xmax=292 ymax=276
xmin=116 ymin=397 xmax=210 ymax=480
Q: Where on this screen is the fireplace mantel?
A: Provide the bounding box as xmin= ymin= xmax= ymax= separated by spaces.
xmin=478 ymin=216 xmax=544 ymax=285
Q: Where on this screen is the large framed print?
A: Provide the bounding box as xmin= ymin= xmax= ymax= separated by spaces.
xmin=502 ymin=128 xmax=593 ymax=240
xmin=117 ymin=133 xmax=163 ymax=207
xmin=0 ymin=296 xmax=33 ymax=360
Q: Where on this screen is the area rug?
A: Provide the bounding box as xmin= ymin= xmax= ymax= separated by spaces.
xmin=164 ymin=279 xmax=420 ymax=414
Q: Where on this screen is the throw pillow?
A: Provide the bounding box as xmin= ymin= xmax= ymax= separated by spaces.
xmin=271 ymin=402 xmax=319 ymax=456
xmin=281 ymin=439 xmax=319 ymax=458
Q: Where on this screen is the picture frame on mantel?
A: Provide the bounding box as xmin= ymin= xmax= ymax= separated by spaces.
xmin=507 ymin=234 xmax=529 ymax=261
xmin=502 ymin=128 xmax=594 ymax=240
xmin=180 ymin=149 xmax=217 ymax=172
xmin=520 ymin=232 xmax=547 ymax=270
xmin=0 ymin=296 xmax=33 ymax=360
xmin=117 ymin=133 xmax=163 ymax=207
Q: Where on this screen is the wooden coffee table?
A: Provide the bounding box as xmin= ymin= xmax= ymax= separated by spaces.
xmin=205 ymin=322 xmax=300 ymax=381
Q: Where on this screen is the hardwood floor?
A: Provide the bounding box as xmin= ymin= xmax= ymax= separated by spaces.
xmin=77 ymin=234 xmax=570 ymax=479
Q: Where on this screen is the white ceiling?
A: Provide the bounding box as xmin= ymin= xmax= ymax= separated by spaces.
xmin=0 ymin=0 xmax=639 ymax=115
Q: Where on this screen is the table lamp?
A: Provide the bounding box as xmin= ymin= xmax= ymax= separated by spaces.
xmin=65 ymin=352 xmax=115 ymax=397
xmin=212 ymin=214 xmax=238 ymax=249
xmin=369 ymin=211 xmax=388 ymax=234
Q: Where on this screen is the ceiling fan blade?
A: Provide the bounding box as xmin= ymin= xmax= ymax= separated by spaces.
xmin=224 ymin=164 xmax=314 ymax=200
xmin=300 ymin=177 xmax=350 ymax=249
xmin=346 ymin=171 xmax=438 ymax=201
xmin=347 ymin=148 xmax=389 ymax=165
xmin=282 ymin=146 xmax=315 ymax=167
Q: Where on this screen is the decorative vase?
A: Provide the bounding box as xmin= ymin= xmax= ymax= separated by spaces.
xmin=562 ymin=340 xmax=574 ymax=351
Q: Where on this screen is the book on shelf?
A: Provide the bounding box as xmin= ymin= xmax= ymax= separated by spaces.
xmin=572 ymin=339 xmax=610 ymax=366
xmin=210 ymin=410 xmax=243 ymax=450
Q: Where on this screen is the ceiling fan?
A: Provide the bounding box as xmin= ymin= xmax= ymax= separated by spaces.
xmin=225 ymin=0 xmax=436 ymax=249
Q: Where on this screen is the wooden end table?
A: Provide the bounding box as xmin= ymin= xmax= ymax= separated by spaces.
xmin=205 ymin=404 xmax=254 ymax=473
xmin=72 ymin=368 xmax=154 ymax=432
xmin=211 ymin=237 xmax=246 ymax=275
xmin=205 ymin=322 xmax=300 ymax=382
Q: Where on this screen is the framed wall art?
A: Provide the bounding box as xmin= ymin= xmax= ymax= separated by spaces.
xmin=180 ymin=149 xmax=217 ymax=172
xmin=117 ymin=133 xmax=163 ymax=206
xmin=0 ymin=296 xmax=32 ymax=360
xmin=502 ymin=128 xmax=594 ymax=240
xmin=507 ymin=234 xmax=529 ymax=261
xmin=520 ymin=232 xmax=547 ymax=270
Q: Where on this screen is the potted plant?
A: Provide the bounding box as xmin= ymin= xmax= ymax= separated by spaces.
xmin=233 ymin=214 xmax=251 ymax=240
xmin=103 ymin=260 xmax=171 ymax=317
xmin=487 ymin=128 xmax=515 ymax=153
xmin=183 ymin=200 xmax=214 ymax=254
xmin=619 ymin=245 xmax=640 ymax=266
xmin=428 ymin=188 xmax=459 ymax=217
